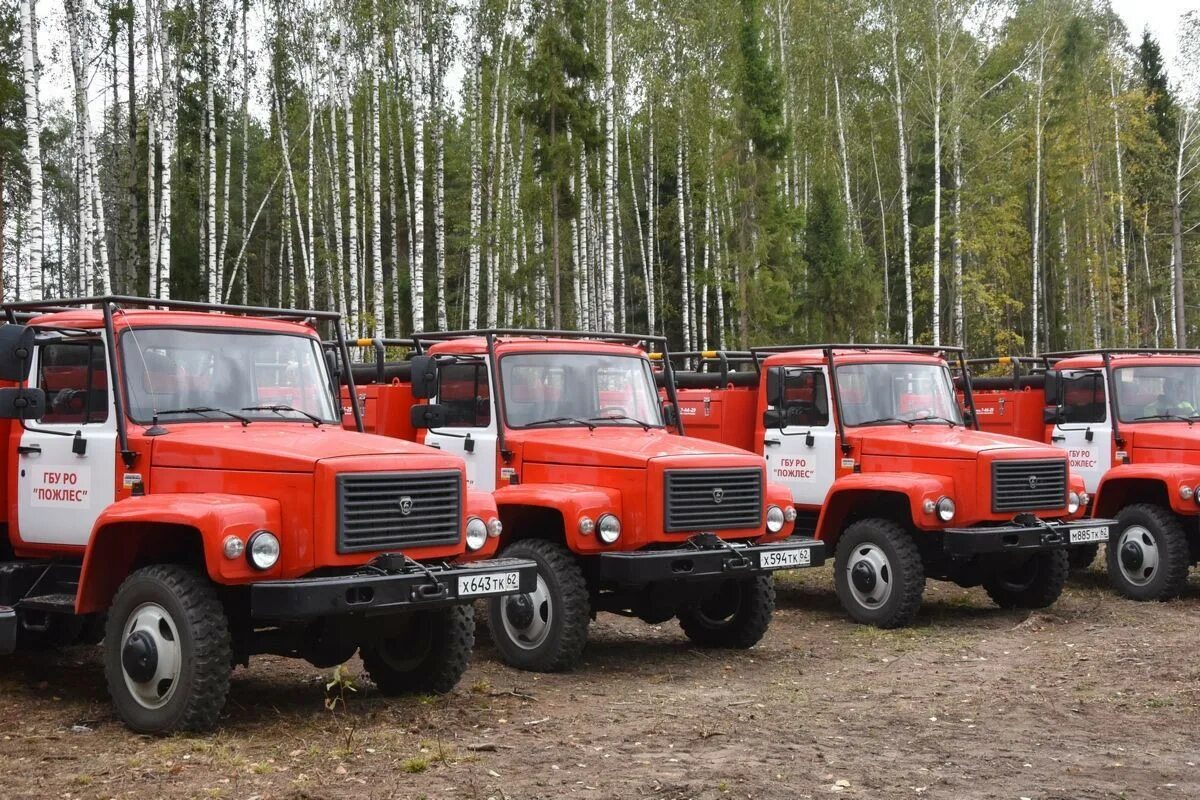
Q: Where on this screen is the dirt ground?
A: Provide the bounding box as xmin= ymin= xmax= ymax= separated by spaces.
xmin=1 ymin=559 xmax=1198 ymax=800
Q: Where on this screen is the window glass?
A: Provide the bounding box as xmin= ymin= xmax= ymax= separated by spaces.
xmin=1061 ymin=371 xmax=1107 ymax=424
xmin=121 ymin=329 xmax=338 ymax=423
xmin=438 ymin=362 xmax=491 ymax=427
xmin=37 ymin=340 xmax=109 ymax=425
xmin=501 ymin=353 xmax=664 ymax=428
xmin=777 ymin=368 xmax=829 ymax=427
xmin=835 ymin=362 xmax=964 ymax=427
xmin=1114 ymin=366 xmax=1200 ymax=422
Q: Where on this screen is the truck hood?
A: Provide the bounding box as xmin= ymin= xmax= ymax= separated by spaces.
xmin=149 ymin=422 xmax=449 ymax=472
xmin=1128 ymin=424 xmax=1200 ymax=454
xmin=854 ymin=425 xmax=1059 ymax=461
xmin=517 ymin=427 xmax=761 ymax=469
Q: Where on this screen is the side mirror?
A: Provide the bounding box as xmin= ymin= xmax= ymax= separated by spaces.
xmin=1043 ymin=369 xmax=1060 ymax=406
xmin=0 ymin=387 xmax=45 ymax=420
xmin=410 ymin=402 xmax=448 ymax=429
xmin=410 ymin=355 xmax=439 ymax=399
xmin=325 ymin=349 xmax=343 ymax=384
xmin=764 ymin=367 xmax=783 ymax=407
xmin=661 ymin=401 xmax=679 ymax=427
xmin=0 ymin=325 xmax=35 ymax=382
xmin=763 ymin=408 xmax=783 ymax=429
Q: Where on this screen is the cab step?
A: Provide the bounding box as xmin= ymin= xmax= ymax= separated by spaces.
xmin=0 ymin=606 xmax=15 ymax=655
xmin=17 ymin=593 xmax=78 ymax=614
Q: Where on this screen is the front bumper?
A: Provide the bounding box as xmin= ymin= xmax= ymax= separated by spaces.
xmin=0 ymin=606 xmax=14 ymax=655
xmin=942 ymin=518 xmax=1116 ymax=557
xmin=250 ymin=557 xmax=538 ymax=621
xmin=595 ymin=534 xmax=826 ymax=585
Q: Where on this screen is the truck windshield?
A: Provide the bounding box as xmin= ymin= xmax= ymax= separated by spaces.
xmin=836 ymin=362 xmax=964 ymax=427
xmin=1115 ymin=365 xmax=1200 ymax=423
xmin=500 ymin=353 xmax=664 ymax=429
xmin=120 ymin=328 xmax=339 ymax=424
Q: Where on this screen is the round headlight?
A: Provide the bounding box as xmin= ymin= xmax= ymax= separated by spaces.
xmin=488 ymin=517 xmax=503 ymax=537
xmin=936 ymin=497 xmax=956 ymax=522
xmin=466 ymin=517 xmax=488 ymax=551
xmin=1079 ymin=491 xmax=1090 ymax=508
xmin=1181 ymin=485 xmax=1195 ymax=501
xmin=222 ymin=535 xmax=245 ymax=560
xmin=766 ymin=505 xmax=785 ymax=533
xmin=597 ymin=514 xmax=621 ymax=544
xmin=1068 ymin=491 xmax=1080 ymax=514
xmin=784 ymin=505 xmax=798 ymax=522
xmin=579 ymin=516 xmax=595 ymax=535
xmin=246 ymin=531 xmax=280 ymax=570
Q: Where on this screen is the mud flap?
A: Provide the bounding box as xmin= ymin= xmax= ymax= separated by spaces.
xmin=0 ymin=606 xmax=16 ymax=655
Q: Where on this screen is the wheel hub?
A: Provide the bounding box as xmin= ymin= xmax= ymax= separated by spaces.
xmin=122 ymin=630 xmax=158 ymax=683
xmin=851 ymin=561 xmax=877 ymax=593
xmin=504 ymin=593 xmax=535 ymax=629
xmin=1120 ymin=540 xmax=1145 ymax=572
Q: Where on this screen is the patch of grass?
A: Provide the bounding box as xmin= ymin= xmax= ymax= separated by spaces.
xmin=470 ymin=678 xmax=493 ymax=694
xmin=1145 ymin=697 xmax=1174 ymax=709
xmin=401 ymin=756 xmax=430 ymax=774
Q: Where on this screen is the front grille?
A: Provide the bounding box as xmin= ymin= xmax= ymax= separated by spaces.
xmin=337 ymin=471 xmax=462 ymax=553
xmin=665 ymin=468 xmax=763 ymax=532
xmin=992 ymin=459 xmax=1067 ymax=513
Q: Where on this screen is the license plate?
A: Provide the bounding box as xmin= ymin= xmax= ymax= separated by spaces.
xmin=459 ymin=571 xmax=521 ymax=597
xmin=1069 ymin=526 xmax=1109 ymax=544
xmin=759 ymin=548 xmax=812 ymax=569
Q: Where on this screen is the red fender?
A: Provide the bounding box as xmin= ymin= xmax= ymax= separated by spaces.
xmin=816 ymin=472 xmax=954 ymax=541
xmin=1093 ymin=463 xmax=1200 ymax=518
xmin=77 ymin=494 xmax=282 ymax=614
xmin=493 ymin=483 xmax=624 ymax=554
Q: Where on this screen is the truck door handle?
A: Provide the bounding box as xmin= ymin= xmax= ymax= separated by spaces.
xmin=1050 ymin=435 xmax=1065 ymax=442
xmin=17 ymin=444 xmax=41 ymax=455
xmin=763 ymin=439 xmax=781 ymax=447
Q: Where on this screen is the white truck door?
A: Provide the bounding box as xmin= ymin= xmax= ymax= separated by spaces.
xmin=764 ymin=366 xmax=837 ymax=506
xmin=423 ymin=359 xmax=498 ymax=491
xmin=1051 ymin=369 xmax=1112 ymax=494
xmin=16 ymin=336 xmax=118 ymax=546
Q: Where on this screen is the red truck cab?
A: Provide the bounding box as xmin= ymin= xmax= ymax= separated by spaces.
xmin=968 ymin=350 xmax=1200 ymax=600
xmin=667 ymin=344 xmax=1112 ymax=628
xmin=0 ymin=297 xmax=536 ymax=734
xmin=342 ymin=329 xmax=825 ymax=672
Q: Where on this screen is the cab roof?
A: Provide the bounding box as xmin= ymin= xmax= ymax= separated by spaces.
xmin=761 ymin=348 xmax=947 ymax=369
xmin=427 ymin=335 xmax=650 ymax=358
xmin=26 ymin=308 xmax=320 ymax=338
xmin=1053 ymin=352 xmax=1200 ymax=371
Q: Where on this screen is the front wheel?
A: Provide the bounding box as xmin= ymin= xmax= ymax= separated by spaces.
xmin=677 ymin=575 xmax=775 ymax=648
xmin=360 ymin=605 xmax=474 ymax=695
xmin=103 ymin=565 xmax=232 ymax=735
xmin=834 ymin=519 xmax=926 ymax=629
xmin=982 ymin=550 xmax=1069 ymax=609
xmin=1106 ymin=504 xmax=1191 ymax=601
xmin=487 ymin=539 xmax=590 ymax=672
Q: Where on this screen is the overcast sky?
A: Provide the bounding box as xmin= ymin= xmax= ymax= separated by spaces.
xmin=1112 ymin=0 xmax=1196 ymax=65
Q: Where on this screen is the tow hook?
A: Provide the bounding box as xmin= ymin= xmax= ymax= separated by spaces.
xmin=366 ymin=553 xmax=446 ymax=601
xmin=1016 ymin=514 xmax=1065 ymax=546
xmin=688 ymin=532 xmax=753 ymax=571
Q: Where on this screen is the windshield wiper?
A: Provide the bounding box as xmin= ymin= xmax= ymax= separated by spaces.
xmin=587 ymin=414 xmax=653 ymax=431
xmin=1133 ymin=413 xmax=1195 ymax=426
xmin=242 ymin=404 xmax=324 ymax=428
xmin=156 ymin=407 xmax=251 ymax=426
xmin=910 ymin=414 xmax=958 ymax=427
xmin=524 ymin=416 xmax=597 ymax=431
xmin=856 ymin=416 xmax=916 ymax=429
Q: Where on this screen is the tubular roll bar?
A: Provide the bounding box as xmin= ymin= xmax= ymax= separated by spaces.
xmin=656 ymin=350 xmax=757 ymax=385
xmin=408 ymin=328 xmax=685 ymax=457
xmin=2 ymin=296 xmax=366 ymax=454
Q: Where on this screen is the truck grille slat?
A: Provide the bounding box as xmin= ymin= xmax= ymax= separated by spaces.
xmin=665 ymin=468 xmax=763 ymax=532
xmin=991 ymin=459 xmax=1067 ymax=513
xmin=337 ymin=471 xmax=462 ymax=552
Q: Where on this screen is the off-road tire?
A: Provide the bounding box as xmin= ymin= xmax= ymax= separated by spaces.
xmin=360 ymin=605 xmax=474 ymax=695
xmin=1106 ymin=504 xmax=1191 ymax=601
xmin=487 ymin=539 xmax=590 ymax=672
xmin=834 ymin=518 xmax=926 ymax=629
xmin=983 ymin=550 xmax=1070 ymax=609
xmin=677 ymin=575 xmax=775 ymax=648
xmin=1067 ymin=543 xmax=1101 ymax=571
xmin=103 ymin=565 xmax=231 ymax=735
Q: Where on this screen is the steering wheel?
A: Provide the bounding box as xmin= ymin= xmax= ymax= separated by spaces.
xmin=597 ymin=405 xmax=628 ymax=418
xmin=904 ymin=408 xmax=935 ymax=420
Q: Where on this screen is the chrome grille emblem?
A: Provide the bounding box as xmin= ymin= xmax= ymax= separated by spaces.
xmin=398 ymin=496 xmax=414 ymax=516
xmin=1027 ymin=475 xmax=1039 ymax=490
xmin=712 ymin=487 xmax=725 ymax=504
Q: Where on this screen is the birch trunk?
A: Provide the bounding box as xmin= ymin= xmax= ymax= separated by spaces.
xmin=344 ymin=79 xmax=361 ymax=335
xmin=432 ymin=39 xmax=447 ymax=330
xmin=930 ymin=16 xmax=942 ymax=347
xmin=677 ymin=118 xmax=691 ymax=350
xmin=602 ymin=0 xmax=616 ymax=329
xmin=371 ymin=55 xmax=385 ymax=336
xmin=871 ymin=133 xmax=890 ymax=342
xmin=952 ymin=124 xmax=963 ymax=346
xmin=20 ymin=0 xmax=42 ymax=300
xmin=1032 ymin=43 xmax=1045 ymax=354
xmin=467 ymin=14 xmax=482 ymax=329
xmin=890 ymin=18 xmax=913 ymax=343
xmin=1110 ymin=70 xmax=1129 ymax=343
xmin=205 ymin=9 xmax=218 ymax=303
xmin=409 ymin=9 xmax=426 ymax=332
xmin=833 ymin=72 xmax=857 ymax=251
xmin=1173 ymin=112 xmax=1190 ymax=347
